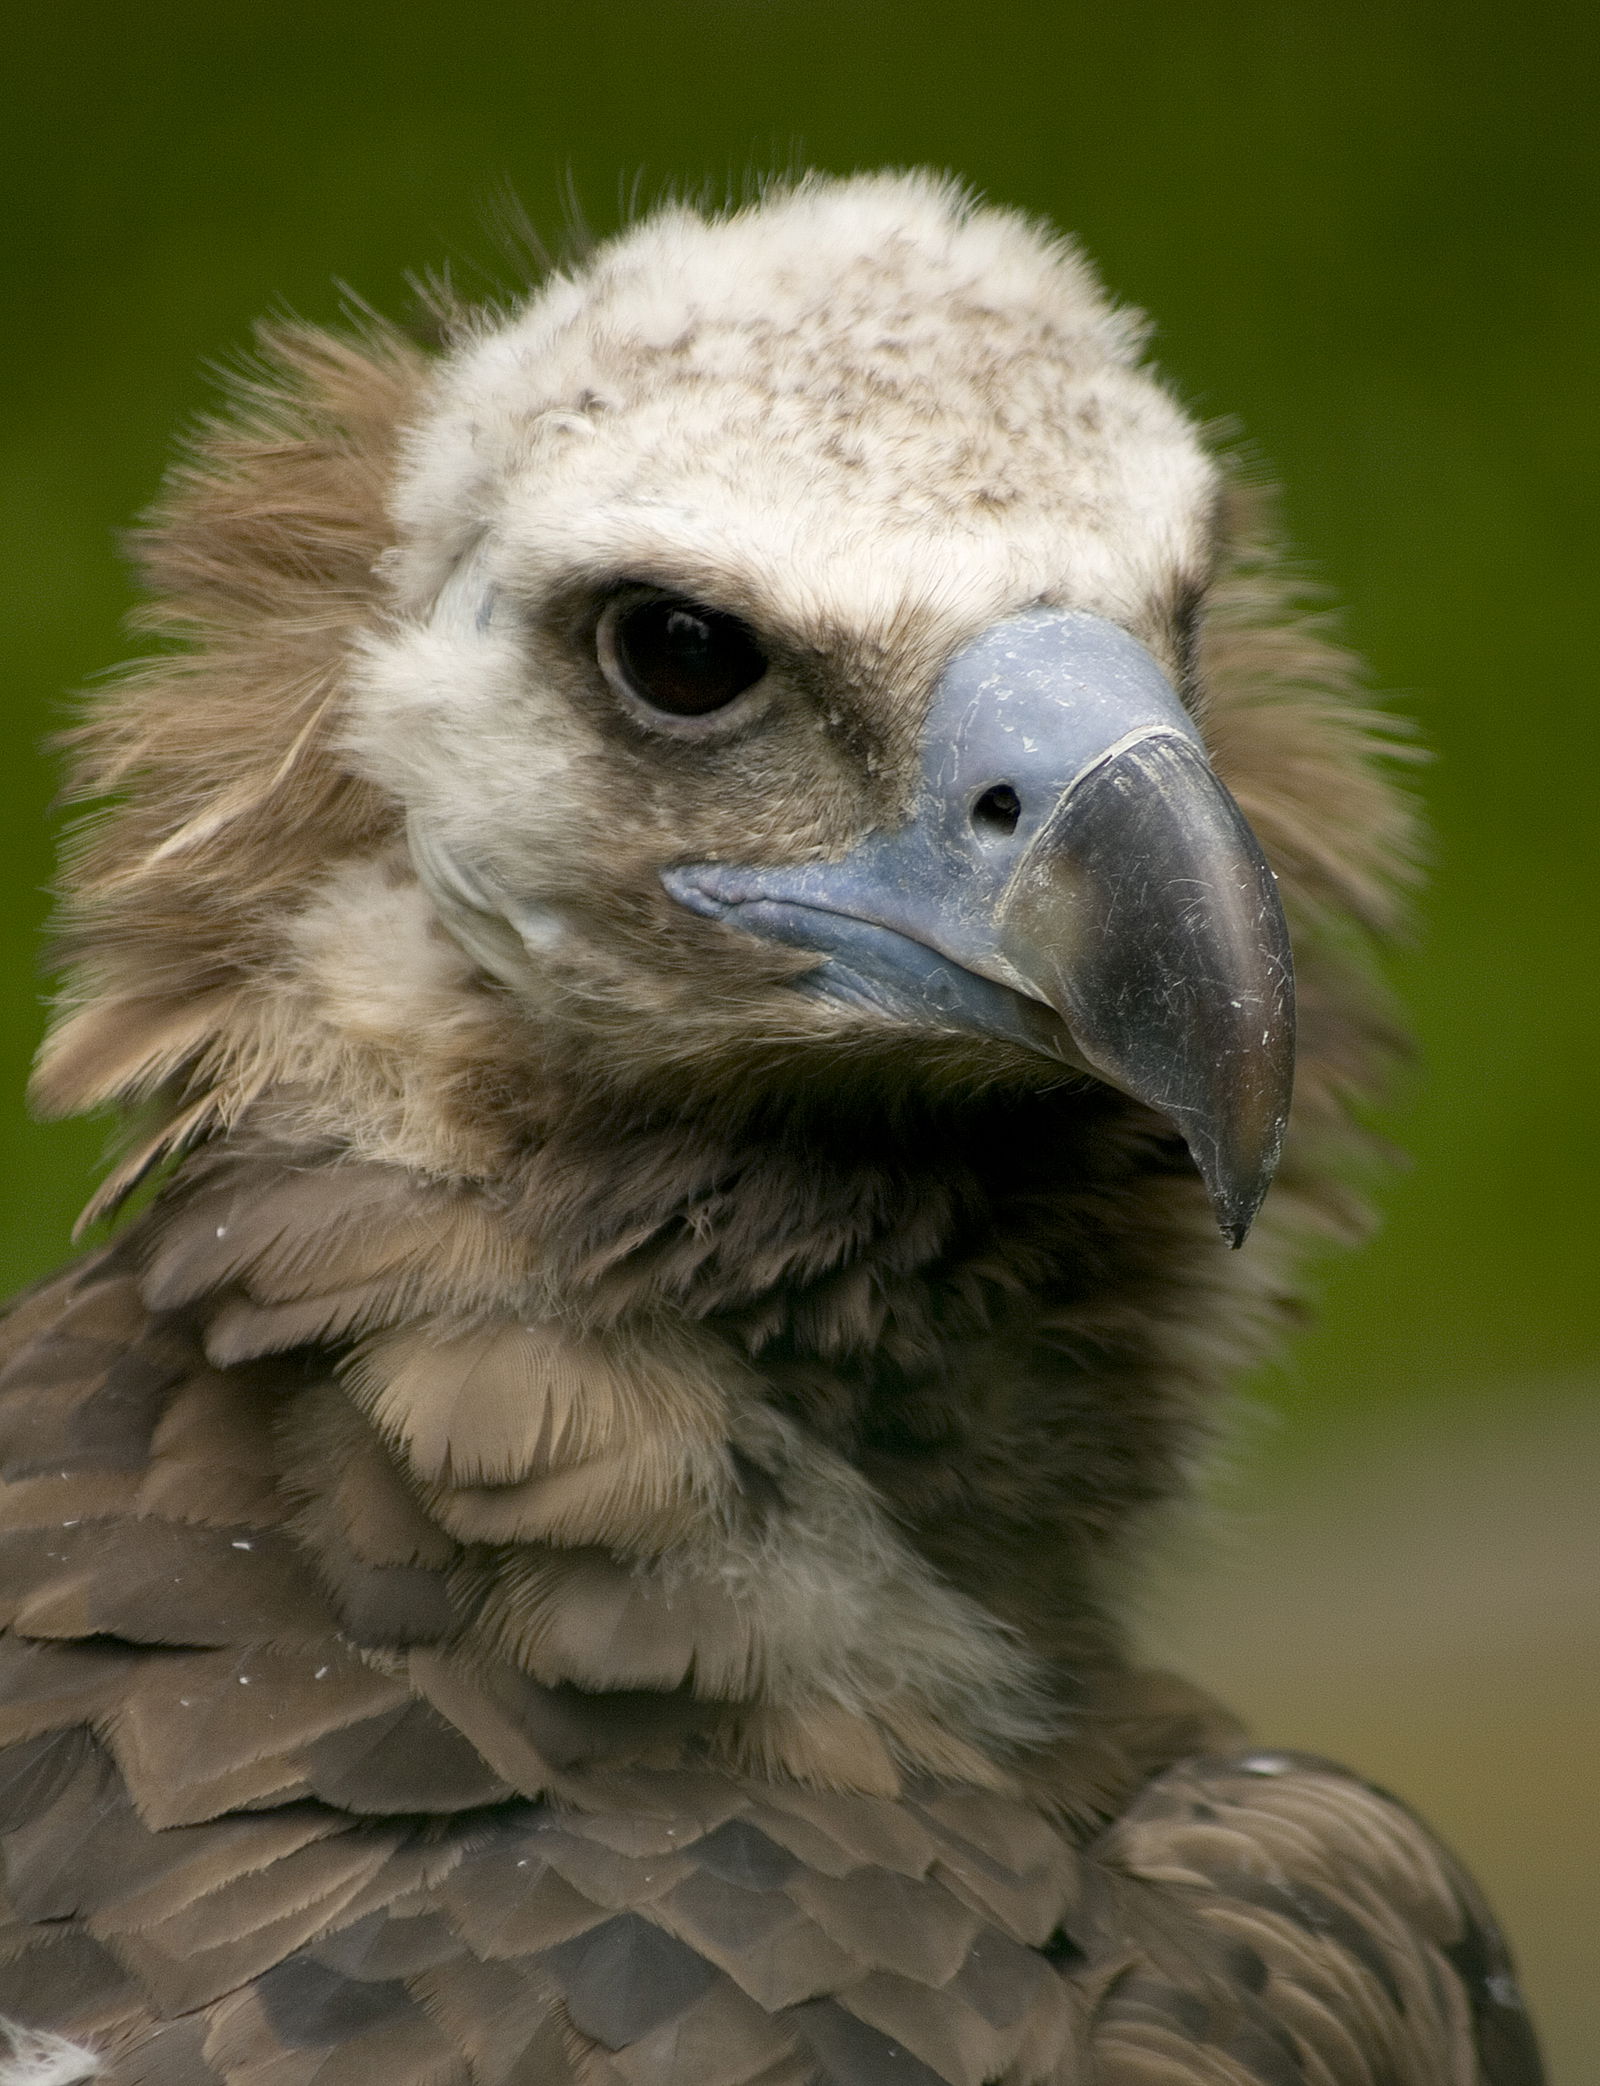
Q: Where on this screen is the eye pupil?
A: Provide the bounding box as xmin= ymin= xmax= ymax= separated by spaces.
xmin=610 ymin=596 xmax=768 ymax=717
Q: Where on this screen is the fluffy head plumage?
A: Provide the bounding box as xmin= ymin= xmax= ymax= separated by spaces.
xmin=383 ymin=171 xmax=1204 ymax=621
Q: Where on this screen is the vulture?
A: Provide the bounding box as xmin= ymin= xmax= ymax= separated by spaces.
xmin=0 ymin=173 xmax=1542 ymax=2086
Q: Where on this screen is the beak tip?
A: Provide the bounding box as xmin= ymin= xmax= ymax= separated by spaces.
xmin=1222 ymin=1213 xmax=1254 ymax=1252
xmin=1210 ymin=1190 xmax=1264 ymax=1250
xmin=1200 ymin=1126 xmax=1287 ymax=1249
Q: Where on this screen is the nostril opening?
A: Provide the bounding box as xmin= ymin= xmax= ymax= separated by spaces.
xmin=971 ymin=784 xmax=1022 ymax=837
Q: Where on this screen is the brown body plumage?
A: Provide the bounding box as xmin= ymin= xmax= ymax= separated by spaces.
xmin=0 ymin=175 xmax=1540 ymax=2083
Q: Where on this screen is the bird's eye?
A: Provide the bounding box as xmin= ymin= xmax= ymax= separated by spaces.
xmin=600 ymin=596 xmax=768 ymax=718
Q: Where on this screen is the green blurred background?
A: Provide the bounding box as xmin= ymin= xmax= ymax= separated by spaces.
xmin=4 ymin=0 xmax=1596 ymax=2070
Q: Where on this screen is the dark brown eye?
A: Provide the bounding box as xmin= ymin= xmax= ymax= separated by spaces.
xmin=602 ymin=595 xmax=768 ymax=717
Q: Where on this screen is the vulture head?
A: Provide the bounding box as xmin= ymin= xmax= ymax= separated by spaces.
xmin=365 ymin=180 xmax=1292 ymax=1243
xmin=31 ymin=171 xmax=1410 ymax=1785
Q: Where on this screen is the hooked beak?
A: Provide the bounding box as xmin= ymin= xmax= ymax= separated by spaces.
xmin=664 ymin=610 xmax=1295 ymax=1245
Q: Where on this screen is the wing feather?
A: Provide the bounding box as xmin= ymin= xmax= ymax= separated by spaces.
xmin=0 ymin=1219 xmax=1544 ymax=2086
